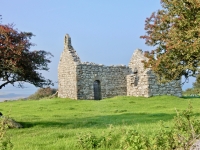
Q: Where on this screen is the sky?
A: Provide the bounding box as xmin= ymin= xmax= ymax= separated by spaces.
xmin=0 ymin=0 xmax=195 ymax=100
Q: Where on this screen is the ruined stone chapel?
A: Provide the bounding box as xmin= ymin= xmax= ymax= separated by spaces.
xmin=58 ymin=34 xmax=182 ymax=100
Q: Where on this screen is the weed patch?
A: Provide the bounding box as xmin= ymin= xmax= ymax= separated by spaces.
xmin=77 ymin=103 xmax=200 ymax=149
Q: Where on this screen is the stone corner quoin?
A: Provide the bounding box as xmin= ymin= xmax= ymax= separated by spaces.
xmin=58 ymin=34 xmax=182 ymax=100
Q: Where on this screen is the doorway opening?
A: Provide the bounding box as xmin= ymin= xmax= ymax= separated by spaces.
xmin=93 ymin=80 xmax=101 ymax=100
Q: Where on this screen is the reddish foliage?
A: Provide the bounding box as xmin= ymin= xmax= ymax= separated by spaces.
xmin=140 ymin=0 xmax=200 ymax=83
xmin=0 ymin=24 xmax=53 ymax=89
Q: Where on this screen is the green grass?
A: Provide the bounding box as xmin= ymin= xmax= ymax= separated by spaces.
xmin=1 ymin=95 xmax=200 ymax=149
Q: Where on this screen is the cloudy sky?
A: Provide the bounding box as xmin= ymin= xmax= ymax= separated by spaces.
xmin=0 ymin=0 xmax=195 ymax=100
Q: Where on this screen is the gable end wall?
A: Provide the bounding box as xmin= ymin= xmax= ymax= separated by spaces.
xmin=58 ymin=34 xmax=80 ymax=99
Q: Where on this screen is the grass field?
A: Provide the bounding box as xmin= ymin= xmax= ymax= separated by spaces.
xmin=0 ymin=96 xmax=200 ymax=149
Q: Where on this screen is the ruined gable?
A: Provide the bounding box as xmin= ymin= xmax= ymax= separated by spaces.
xmin=129 ymin=49 xmax=148 ymax=74
xmin=58 ymin=34 xmax=80 ymax=99
xmin=127 ymin=49 xmax=150 ymax=97
xmin=127 ymin=49 xmax=182 ymax=97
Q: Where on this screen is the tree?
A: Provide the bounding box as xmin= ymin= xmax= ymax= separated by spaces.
xmin=140 ymin=0 xmax=200 ymax=83
xmin=183 ymin=78 xmax=200 ymax=95
xmin=0 ymin=23 xmax=53 ymax=89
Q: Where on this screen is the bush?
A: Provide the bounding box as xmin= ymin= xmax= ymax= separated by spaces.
xmin=120 ymin=130 xmax=150 ymax=150
xmin=77 ymin=126 xmax=121 ymax=149
xmin=183 ymin=88 xmax=200 ymax=96
xmin=28 ymin=87 xmax=57 ymax=100
xmin=77 ymin=104 xmax=200 ymax=150
xmin=173 ymin=104 xmax=200 ymax=149
xmin=0 ymin=116 xmax=13 ymax=150
xmin=77 ymin=132 xmax=99 ymax=149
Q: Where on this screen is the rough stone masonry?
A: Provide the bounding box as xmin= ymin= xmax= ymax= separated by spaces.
xmin=58 ymin=34 xmax=182 ymax=100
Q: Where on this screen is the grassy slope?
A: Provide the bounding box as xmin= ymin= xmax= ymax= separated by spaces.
xmin=0 ymin=96 xmax=200 ymax=150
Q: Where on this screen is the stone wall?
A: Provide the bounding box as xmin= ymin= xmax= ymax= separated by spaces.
xmin=58 ymin=34 xmax=80 ymax=99
xmin=77 ymin=63 xmax=130 ymax=99
xmin=58 ymin=34 xmax=182 ymax=100
xmin=127 ymin=49 xmax=182 ymax=97
xmin=127 ymin=72 xmax=150 ymax=97
xmin=147 ymin=70 xmax=182 ymax=97
xmin=127 ymin=49 xmax=150 ymax=97
xmin=128 ymin=49 xmax=148 ymax=74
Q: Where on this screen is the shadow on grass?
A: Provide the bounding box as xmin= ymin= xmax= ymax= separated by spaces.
xmin=181 ymin=96 xmax=200 ymax=99
xmin=19 ymin=112 xmax=191 ymax=129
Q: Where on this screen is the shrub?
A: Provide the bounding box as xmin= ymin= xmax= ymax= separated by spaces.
xmin=120 ymin=130 xmax=150 ymax=150
xmin=151 ymin=124 xmax=176 ymax=150
xmin=173 ymin=104 xmax=200 ymax=149
xmin=183 ymin=88 xmax=200 ymax=96
xmin=77 ymin=132 xmax=99 ymax=149
xmin=28 ymin=87 xmax=57 ymax=100
xmin=76 ymin=104 xmax=200 ymax=150
xmin=77 ymin=127 xmax=121 ymax=149
xmin=0 ymin=116 xmax=13 ymax=150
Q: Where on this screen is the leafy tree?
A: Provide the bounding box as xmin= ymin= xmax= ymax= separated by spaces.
xmin=0 ymin=23 xmax=53 ymax=89
xmin=182 ymin=74 xmax=200 ymax=95
xmin=192 ymin=72 xmax=200 ymax=88
xmin=140 ymin=0 xmax=200 ymax=83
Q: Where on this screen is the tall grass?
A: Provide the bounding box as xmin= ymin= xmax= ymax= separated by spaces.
xmin=0 ymin=96 xmax=200 ymax=149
